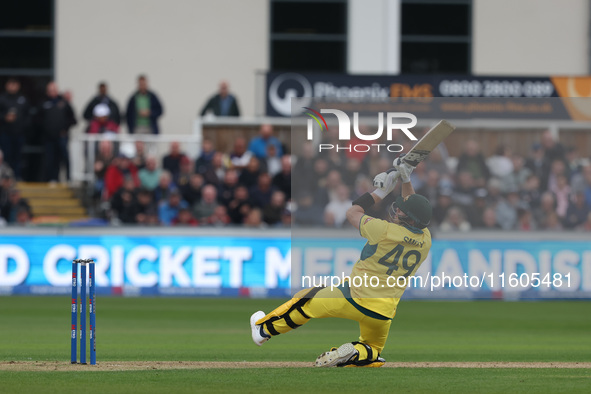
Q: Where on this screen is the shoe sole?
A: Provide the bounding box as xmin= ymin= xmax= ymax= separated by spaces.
xmin=250 ymin=311 xmax=267 ymax=346
xmin=314 ymin=343 xmax=357 ymax=367
xmin=342 ymin=361 xmax=385 ymax=368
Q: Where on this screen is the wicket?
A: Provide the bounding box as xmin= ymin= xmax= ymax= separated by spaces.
xmin=71 ymin=259 xmax=96 ymax=365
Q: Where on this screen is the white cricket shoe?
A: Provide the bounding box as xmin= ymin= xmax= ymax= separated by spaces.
xmin=250 ymin=311 xmax=270 ymax=346
xmin=314 ymin=343 xmax=358 ymax=367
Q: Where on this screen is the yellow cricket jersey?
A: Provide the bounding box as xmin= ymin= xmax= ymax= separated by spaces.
xmin=348 ymin=214 xmax=432 ymax=318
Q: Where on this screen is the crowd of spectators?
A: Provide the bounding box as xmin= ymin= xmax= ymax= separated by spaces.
xmin=292 ymin=128 xmax=591 ymax=232
xmin=97 ymin=124 xmax=291 ymax=227
xmin=2 ymin=76 xmax=591 ymax=230
xmin=0 ymin=75 xmax=240 ymax=184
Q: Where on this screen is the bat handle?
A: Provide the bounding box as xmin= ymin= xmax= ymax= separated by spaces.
xmin=386 ymin=167 xmax=397 ymax=174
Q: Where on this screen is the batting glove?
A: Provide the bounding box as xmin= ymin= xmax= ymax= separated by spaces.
xmin=393 ymin=157 xmax=414 ymax=183
xmin=373 ymin=169 xmax=400 ymax=198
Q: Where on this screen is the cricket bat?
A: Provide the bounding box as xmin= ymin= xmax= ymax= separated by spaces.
xmin=398 ymin=120 xmax=456 ymax=167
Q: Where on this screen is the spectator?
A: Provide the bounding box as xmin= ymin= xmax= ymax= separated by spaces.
xmin=126 ymin=75 xmax=163 ymax=134
xmin=572 ymin=165 xmax=591 ymax=207
xmin=318 ymin=170 xmax=343 ymax=208
xmin=546 ymin=159 xmax=568 ymax=192
xmin=193 ymin=184 xmax=217 ymax=222
xmin=265 ymin=144 xmax=282 ymax=176
xmin=200 ymin=80 xmax=240 ymax=117
xmin=229 ymin=137 xmax=252 ymax=171
xmin=432 ymin=188 xmax=453 ymax=227
xmin=516 ymin=207 xmax=536 ymax=231
xmin=341 ymin=158 xmax=363 ymax=189
xmin=541 ymin=211 xmax=563 ymax=231
xmin=218 ymin=169 xmax=239 ymax=206
xmin=486 ymin=144 xmax=513 ymax=179
xmin=581 ymin=212 xmax=591 ymax=231
xmin=0 ymin=175 xmax=13 ymax=207
xmin=171 ymin=207 xmax=198 ymax=226
xmin=452 ymin=171 xmax=475 ymax=209
xmin=135 ymin=188 xmax=158 ymax=224
xmin=565 ymin=146 xmax=585 ymax=177
xmin=417 ymin=169 xmax=440 ymax=205
xmin=1 ymin=189 xmax=31 ymax=223
xmin=495 ymin=190 xmax=522 ymax=230
xmin=238 ymin=157 xmax=262 ymax=189
xmin=207 ymin=205 xmax=231 ymax=226
xmin=409 ymin=162 xmax=427 ymax=191
xmin=195 ymin=139 xmax=215 ymax=174
xmin=293 ymin=194 xmax=324 ymax=226
xmin=485 ymin=177 xmax=503 ymax=206
xmin=439 ymin=206 xmax=471 ymax=232
xmin=93 ymin=140 xmax=114 ymax=199
xmin=324 ymin=184 xmax=352 ymax=228
xmin=227 ymin=185 xmax=252 ymax=224
xmin=110 ymin=185 xmax=137 ymax=224
xmin=521 ymin=174 xmax=542 ymax=211
xmin=174 ymin=156 xmax=193 ymax=188
xmin=540 ymin=130 xmax=566 ymax=167
xmin=281 ymin=208 xmax=292 ymax=227
xmin=153 ymin=170 xmax=175 ymax=202
xmin=272 ymin=155 xmax=291 ymax=200
xmin=104 ymin=152 xmax=140 ymax=200
xmin=480 ymin=207 xmax=501 ymax=230
xmin=455 ymin=140 xmax=489 ymax=187
xmin=551 ymin=174 xmax=570 ymax=219
xmin=250 ymin=173 xmax=275 ymax=208
xmin=563 ymin=191 xmax=589 ymax=229
xmin=158 ymin=189 xmax=188 ymax=225
xmin=502 ymin=154 xmax=531 ymax=193
xmin=132 ymin=140 xmax=148 ymax=170
xmin=244 ymin=207 xmax=265 ymax=228
xmin=309 ymin=158 xmax=331 ymax=197
xmin=533 ymin=192 xmax=556 ymax=227
xmin=38 ymin=81 xmax=76 ymax=182
xmin=83 ymin=81 xmax=121 ymax=125
xmin=0 ymin=150 xmax=14 ymax=180
xmin=466 ymin=188 xmax=488 ymax=228
xmin=423 ymin=147 xmax=451 ymax=179
xmin=293 ymin=142 xmax=316 ymax=194
xmin=162 ymin=141 xmax=188 ymax=181
xmin=263 ymin=190 xmax=286 ymax=226
xmin=525 ymin=143 xmax=545 ymax=180
xmin=15 ymin=207 xmax=32 ymax=225
xmin=202 ymin=152 xmax=225 ymax=186
xmin=0 ymin=78 xmax=30 ymax=179
xmin=138 ymin=157 xmax=162 ymax=191
xmin=86 ymin=104 xmax=118 ymax=134
xmin=180 ymin=173 xmax=204 ymax=206
xmin=248 ymin=124 xmax=283 ymax=160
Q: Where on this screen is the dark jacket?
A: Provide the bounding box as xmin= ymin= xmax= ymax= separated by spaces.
xmin=200 ymin=94 xmax=240 ymax=117
xmin=83 ymin=95 xmax=121 ymax=124
xmin=126 ymin=91 xmax=163 ymax=134
xmin=0 ymin=92 xmax=30 ymax=134
xmin=37 ymin=96 xmax=77 ymax=140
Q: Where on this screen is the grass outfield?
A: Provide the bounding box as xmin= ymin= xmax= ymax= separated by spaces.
xmin=1 ymin=297 xmax=590 ymax=393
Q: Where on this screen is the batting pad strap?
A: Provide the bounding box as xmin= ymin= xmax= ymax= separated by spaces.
xmin=264 ymin=316 xmax=281 ymax=336
xmin=283 ymin=314 xmax=301 ymax=329
xmin=352 ymin=193 xmax=375 ymax=211
xmin=352 ymin=341 xmax=374 ymax=361
xmin=296 ymin=306 xmax=310 ymax=319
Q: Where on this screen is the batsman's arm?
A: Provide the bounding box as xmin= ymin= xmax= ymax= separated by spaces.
xmin=346 ymin=191 xmax=383 ymax=230
xmin=401 ymin=179 xmax=415 ymax=199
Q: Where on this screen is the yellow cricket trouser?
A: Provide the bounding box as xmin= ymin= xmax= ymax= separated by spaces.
xmin=256 ymin=286 xmax=393 ymax=361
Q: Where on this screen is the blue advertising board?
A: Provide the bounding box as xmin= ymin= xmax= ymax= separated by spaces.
xmin=1 ymin=235 xmax=589 ymax=299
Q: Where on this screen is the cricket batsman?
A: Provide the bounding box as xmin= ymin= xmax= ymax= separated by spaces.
xmin=250 ymin=157 xmax=433 ymax=367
